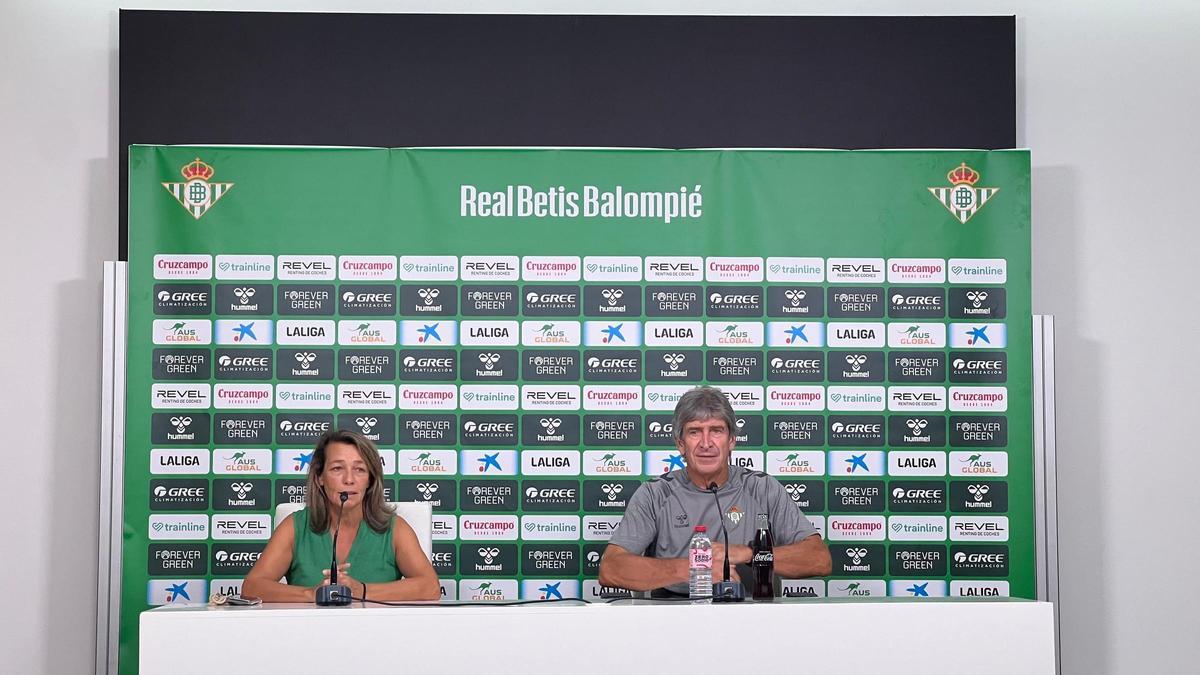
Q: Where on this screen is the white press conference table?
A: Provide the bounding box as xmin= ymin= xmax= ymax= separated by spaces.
xmin=141 ymin=597 xmax=1055 ymax=674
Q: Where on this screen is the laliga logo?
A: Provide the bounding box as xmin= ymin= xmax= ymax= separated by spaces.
xmin=479 ymin=352 xmax=500 ymax=370
xmin=928 ymin=163 xmax=1000 ymax=224
xmin=906 ymin=418 xmax=928 ymax=436
xmin=418 ymin=288 xmax=440 ymax=305
xmin=784 ymin=289 xmax=806 ymax=307
xmin=966 ymin=290 xmax=989 ymax=308
xmin=846 ymin=354 xmax=867 ymax=372
xmin=477 ymin=547 xmax=500 ymax=564
xmin=295 ymin=352 xmax=316 ymax=369
xmin=662 ymin=353 xmax=685 ymax=371
xmin=162 ymin=158 xmax=234 ymax=220
xmin=846 ymin=547 xmax=868 ymax=565
xmin=968 ymin=484 xmax=991 ymax=501
xmin=540 ymin=418 xmax=562 ymax=433
xmin=231 ymin=482 xmax=253 ymax=499
xmin=416 ymin=483 xmax=439 ymax=500
xmin=169 ymin=416 xmax=192 ymax=433
xmin=601 ymin=288 xmax=624 ymax=306
xmin=233 ymin=287 xmax=256 ymax=305
xmin=601 ymin=483 xmax=624 ymax=500
xmin=356 ymin=417 xmax=377 ymax=434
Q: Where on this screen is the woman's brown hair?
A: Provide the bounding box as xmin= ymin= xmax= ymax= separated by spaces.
xmin=304 ymin=429 xmax=394 ymax=533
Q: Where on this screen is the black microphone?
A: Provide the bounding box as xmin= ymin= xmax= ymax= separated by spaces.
xmin=315 ymin=490 xmax=352 ymax=606
xmin=707 ymin=482 xmax=745 ymax=603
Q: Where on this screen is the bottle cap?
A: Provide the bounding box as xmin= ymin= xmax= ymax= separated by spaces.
xmin=694 ymin=525 xmax=707 ymax=533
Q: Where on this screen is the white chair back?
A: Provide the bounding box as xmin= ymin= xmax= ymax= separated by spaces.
xmin=272 ymin=501 xmax=433 ymax=560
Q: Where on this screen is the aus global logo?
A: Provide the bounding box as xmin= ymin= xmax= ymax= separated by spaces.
xmin=162 ymin=158 xmax=233 ymax=220
xmin=928 ymin=163 xmax=999 ymax=224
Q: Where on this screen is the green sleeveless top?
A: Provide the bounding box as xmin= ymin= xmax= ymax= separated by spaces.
xmin=286 ymin=508 xmax=400 ymax=587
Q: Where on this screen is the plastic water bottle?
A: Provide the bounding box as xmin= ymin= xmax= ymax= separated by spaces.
xmin=688 ymin=525 xmax=713 ymax=603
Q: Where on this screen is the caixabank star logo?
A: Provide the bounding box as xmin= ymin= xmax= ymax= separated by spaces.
xmin=162 ymin=158 xmax=233 ymax=219
xmin=929 ymin=163 xmax=998 ymax=224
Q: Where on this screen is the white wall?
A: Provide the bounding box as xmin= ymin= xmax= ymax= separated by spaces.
xmin=2 ymin=2 xmax=1197 ymax=673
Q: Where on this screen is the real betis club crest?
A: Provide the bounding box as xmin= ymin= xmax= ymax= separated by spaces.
xmin=928 ymin=163 xmax=998 ymax=224
xmin=162 ymin=158 xmax=233 ymax=220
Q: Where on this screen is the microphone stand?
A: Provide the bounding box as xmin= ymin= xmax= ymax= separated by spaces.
xmin=315 ymin=491 xmax=352 ymax=606
xmin=708 ymin=482 xmax=745 ymax=603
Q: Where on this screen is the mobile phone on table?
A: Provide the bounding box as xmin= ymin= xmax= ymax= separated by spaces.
xmin=226 ymin=595 xmax=262 ymax=606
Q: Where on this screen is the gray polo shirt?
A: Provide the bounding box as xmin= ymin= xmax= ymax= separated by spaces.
xmin=609 ymin=466 xmax=819 ymax=595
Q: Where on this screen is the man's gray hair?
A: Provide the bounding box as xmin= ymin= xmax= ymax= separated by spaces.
xmin=671 ymin=386 xmax=736 ymax=442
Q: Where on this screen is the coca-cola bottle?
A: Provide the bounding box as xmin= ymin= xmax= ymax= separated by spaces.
xmin=750 ymin=513 xmax=775 ymax=601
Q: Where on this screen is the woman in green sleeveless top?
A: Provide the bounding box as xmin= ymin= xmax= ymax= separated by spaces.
xmin=243 ymin=430 xmax=440 ymax=602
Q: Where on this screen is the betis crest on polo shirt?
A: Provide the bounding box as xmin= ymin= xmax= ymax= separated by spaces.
xmin=929 ymin=163 xmax=998 ymax=224
xmin=162 ymin=158 xmax=234 ymax=219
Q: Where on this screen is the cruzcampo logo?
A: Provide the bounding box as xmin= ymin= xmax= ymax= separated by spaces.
xmin=928 ymin=163 xmax=998 ymax=224
xmin=162 ymin=158 xmax=233 ymax=220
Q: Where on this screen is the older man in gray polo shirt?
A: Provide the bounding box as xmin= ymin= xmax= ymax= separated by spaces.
xmin=599 ymin=386 xmax=831 ymax=596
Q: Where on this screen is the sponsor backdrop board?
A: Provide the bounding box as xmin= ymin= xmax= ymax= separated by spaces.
xmin=124 ymin=146 xmax=1030 ymax=670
